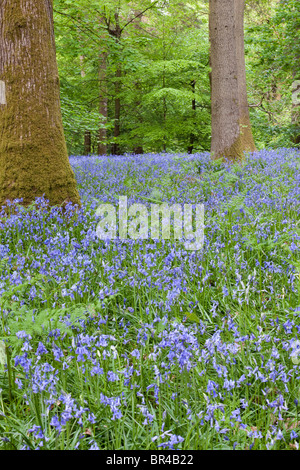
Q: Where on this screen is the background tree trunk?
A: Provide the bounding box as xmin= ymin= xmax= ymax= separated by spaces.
xmin=110 ymin=15 xmax=122 ymax=156
xmin=209 ymin=0 xmax=256 ymax=161
xmin=97 ymin=19 xmax=108 ymax=156
xmin=188 ymin=79 xmax=196 ymax=154
xmin=84 ymin=130 xmax=92 ymax=155
xmin=98 ymin=49 xmax=108 ymax=155
xmin=291 ymin=14 xmax=300 ymax=146
xmin=111 ymin=65 xmax=121 ymax=155
xmin=292 ymin=79 xmax=300 ymax=145
xmin=0 ymin=0 xmax=80 ymax=207
xmin=80 ymin=54 xmax=93 ymax=156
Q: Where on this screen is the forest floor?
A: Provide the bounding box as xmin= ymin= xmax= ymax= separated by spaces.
xmin=0 ymin=148 xmax=299 ymax=450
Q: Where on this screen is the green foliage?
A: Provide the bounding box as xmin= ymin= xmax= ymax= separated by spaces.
xmin=245 ymin=0 xmax=300 ymax=148
xmin=53 ymin=0 xmax=298 ymax=154
xmin=0 ymin=276 xmax=97 ymax=353
xmin=54 ymin=0 xmax=211 ymax=155
xmin=1 ymin=305 xmax=92 ymax=347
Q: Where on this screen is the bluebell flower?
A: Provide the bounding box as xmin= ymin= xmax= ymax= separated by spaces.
xmin=50 ymin=415 xmax=62 ymax=433
xmin=36 ymin=342 xmax=48 ymax=356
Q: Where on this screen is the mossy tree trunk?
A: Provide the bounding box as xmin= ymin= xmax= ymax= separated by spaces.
xmin=0 ymin=0 xmax=81 ymax=207
xmin=209 ymin=0 xmax=256 ymax=161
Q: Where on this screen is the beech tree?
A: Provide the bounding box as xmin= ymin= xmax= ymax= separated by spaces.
xmin=0 ymin=0 xmax=81 ymax=207
xmin=209 ymin=0 xmax=256 ymax=161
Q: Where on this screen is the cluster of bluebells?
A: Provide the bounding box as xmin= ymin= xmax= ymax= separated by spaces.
xmin=0 ymin=148 xmax=299 ymax=449
xmin=2 ymin=302 xmax=300 ymax=449
xmin=0 ymin=149 xmax=298 ymax=315
xmin=1 ymin=154 xmax=300 ymax=317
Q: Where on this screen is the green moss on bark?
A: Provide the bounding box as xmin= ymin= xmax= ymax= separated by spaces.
xmin=212 ymin=116 xmax=256 ymax=162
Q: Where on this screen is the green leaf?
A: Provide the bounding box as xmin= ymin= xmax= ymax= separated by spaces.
xmin=185 ymin=311 xmax=200 ymax=324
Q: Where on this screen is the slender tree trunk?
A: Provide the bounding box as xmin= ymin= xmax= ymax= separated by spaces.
xmin=291 ymin=14 xmax=300 ymax=146
xmin=111 ymin=66 xmax=121 ymax=155
xmin=80 ymin=54 xmax=92 ymax=156
xmin=188 ymin=79 xmax=196 ymax=154
xmin=132 ymin=11 xmax=144 ymax=155
xmin=0 ymin=0 xmax=80 ymax=207
xmin=84 ymin=130 xmax=92 ymax=155
xmin=132 ymin=79 xmax=144 ymax=154
xmin=102 ymin=6 xmax=158 ymax=155
xmin=209 ymin=0 xmax=256 ymax=161
xmin=162 ymin=23 xmax=167 ymax=153
xmin=110 ymin=15 xmax=122 ymax=156
xmin=162 ymin=94 xmax=167 ymax=152
xmin=98 ymin=22 xmax=108 ymax=156
xmin=134 ymin=146 xmax=144 ymax=154
xmin=292 ymin=79 xmax=300 ymax=145
xmin=98 ymin=50 xmax=108 ymax=155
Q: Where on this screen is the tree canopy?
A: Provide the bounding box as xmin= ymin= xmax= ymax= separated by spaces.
xmin=53 ymin=0 xmax=299 ymax=156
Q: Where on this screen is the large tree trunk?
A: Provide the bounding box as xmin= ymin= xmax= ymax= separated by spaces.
xmin=0 ymin=0 xmax=81 ymax=207
xmin=209 ymin=0 xmax=256 ymax=161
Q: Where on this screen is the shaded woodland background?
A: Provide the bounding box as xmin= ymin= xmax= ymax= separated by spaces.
xmin=54 ymin=0 xmax=300 ymax=156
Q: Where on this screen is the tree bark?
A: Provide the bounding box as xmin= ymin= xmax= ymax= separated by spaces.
xmin=111 ymin=66 xmax=121 ymax=155
xmin=187 ymin=79 xmax=196 ymax=154
xmin=291 ymin=14 xmax=300 ymax=146
xmin=0 ymin=0 xmax=81 ymax=207
xmin=292 ymin=79 xmax=300 ymax=145
xmin=110 ymin=16 xmax=122 ymax=156
xmin=209 ymin=0 xmax=256 ymax=161
xmin=134 ymin=146 xmax=144 ymax=154
xmin=84 ymin=130 xmax=92 ymax=155
xmin=97 ymin=19 xmax=108 ymax=156
xmin=80 ymin=54 xmax=93 ymax=156
xmin=98 ymin=49 xmax=108 ymax=155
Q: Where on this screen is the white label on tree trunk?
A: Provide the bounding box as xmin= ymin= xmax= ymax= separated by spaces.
xmin=0 ymin=81 xmax=6 ymax=104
